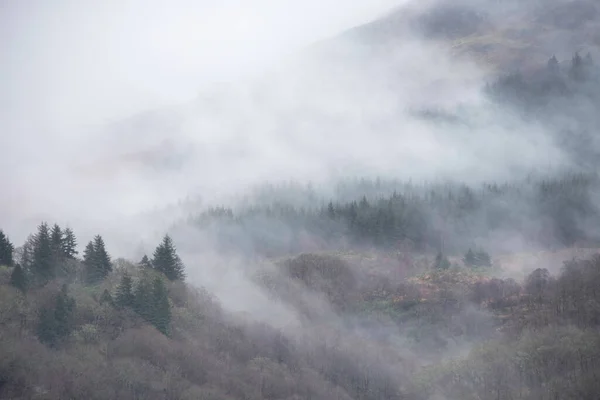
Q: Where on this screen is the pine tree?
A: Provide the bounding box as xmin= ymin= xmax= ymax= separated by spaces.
xmin=150 ymin=277 xmax=171 ymax=335
xmin=434 ymin=251 xmax=450 ymax=270
xmin=36 ymin=284 xmax=76 ymax=347
xmin=10 ymin=263 xmax=27 ymax=293
xmin=0 ymin=229 xmax=14 ymax=266
xmin=83 ymin=241 xmax=98 ymax=284
xmin=474 ymin=250 xmax=492 ymax=267
xmin=83 ymin=236 xmax=112 ymax=285
xmin=152 ymin=235 xmax=185 ymax=281
xmin=99 ymin=289 xmax=113 ymax=306
xmin=93 ymin=235 xmax=112 ymax=278
xmin=62 ymin=228 xmax=78 ymax=259
xmin=32 ymin=223 xmax=54 ymax=284
xmin=139 ymin=254 xmax=153 ymax=269
xmin=50 ymin=224 xmax=63 ymax=258
xmin=327 ymin=201 xmax=335 ymax=219
xmin=133 ymin=276 xmax=154 ymax=321
xmin=115 ymin=272 xmax=135 ymax=308
xmin=463 ymin=248 xmax=476 ymax=267
xmin=547 ymin=55 xmax=559 ymax=74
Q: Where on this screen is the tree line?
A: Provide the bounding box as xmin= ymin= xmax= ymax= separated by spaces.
xmin=1 ymin=225 xmax=186 ymax=345
xmin=189 ymin=172 xmax=600 ymax=256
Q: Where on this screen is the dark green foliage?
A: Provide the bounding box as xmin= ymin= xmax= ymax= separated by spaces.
xmin=82 ymin=241 xmax=97 ymax=284
xmin=133 ymin=276 xmax=154 ymax=321
xmin=83 ymin=235 xmax=112 ymax=285
xmin=152 ymin=235 xmax=185 ymax=281
xmin=50 ymin=224 xmax=63 ymax=259
xmin=150 ymin=277 xmax=171 ymax=335
xmin=9 ymin=263 xmax=27 ymax=293
xmin=93 ymin=235 xmax=112 ymax=277
xmin=115 ymin=272 xmax=135 ymax=308
xmin=464 ymin=248 xmax=492 ymax=267
xmin=463 ymin=248 xmax=476 ymax=266
xmin=99 ymin=289 xmax=113 ymax=305
xmin=61 ymin=227 xmax=78 ymax=259
xmin=31 ymin=222 xmax=54 ymax=284
xmin=131 ymin=275 xmax=172 ymax=335
xmin=434 ymin=252 xmax=450 ymax=270
xmin=191 ymin=172 xmax=600 ymax=256
xmin=0 ymin=229 xmax=14 ymax=267
xmin=139 ymin=254 xmax=153 ymax=269
xmin=36 ymin=284 xmax=76 ymax=347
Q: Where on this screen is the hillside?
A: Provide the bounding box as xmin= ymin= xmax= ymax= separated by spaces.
xmin=2 ymin=223 xmax=600 ymax=399
xmin=345 ymin=0 xmax=600 ymax=72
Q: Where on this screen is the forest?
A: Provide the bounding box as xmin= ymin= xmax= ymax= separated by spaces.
xmin=3 ymin=2 xmax=600 ymax=398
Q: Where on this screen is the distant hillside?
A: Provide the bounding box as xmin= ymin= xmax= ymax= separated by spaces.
xmin=343 ymin=0 xmax=600 ymax=72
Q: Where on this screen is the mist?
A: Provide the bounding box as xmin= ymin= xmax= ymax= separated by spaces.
xmin=2 ymin=0 xmax=569 ymax=256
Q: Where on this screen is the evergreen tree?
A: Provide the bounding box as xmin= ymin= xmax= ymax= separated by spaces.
xmin=36 ymin=284 xmax=76 ymax=347
xmin=10 ymin=263 xmax=27 ymax=293
xmin=83 ymin=236 xmax=112 ymax=285
xmin=152 ymin=235 xmax=185 ymax=281
xmin=139 ymin=254 xmax=153 ymax=269
xmin=463 ymin=248 xmax=476 ymax=267
xmin=115 ymin=272 xmax=135 ymax=308
xmin=62 ymin=227 xmax=78 ymax=259
xmin=133 ymin=276 xmax=154 ymax=321
xmin=83 ymin=241 xmax=98 ymax=284
xmin=570 ymin=52 xmax=585 ymax=81
xmin=50 ymin=224 xmax=63 ymax=258
xmin=474 ymin=250 xmax=492 ymax=267
xmin=0 ymin=229 xmax=14 ymax=267
xmin=150 ymin=277 xmax=171 ymax=335
xmin=93 ymin=235 xmax=112 ymax=278
xmin=99 ymin=289 xmax=113 ymax=306
xmin=547 ymin=55 xmax=559 ymax=74
xmin=32 ymin=223 xmax=54 ymax=284
xmin=327 ymin=201 xmax=335 ymax=219
xmin=434 ymin=251 xmax=450 ymax=270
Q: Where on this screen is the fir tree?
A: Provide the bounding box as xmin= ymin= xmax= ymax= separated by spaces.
xmin=152 ymin=235 xmax=185 ymax=281
xmin=10 ymin=263 xmax=27 ymax=293
xmin=434 ymin=251 xmax=450 ymax=270
xmin=83 ymin=235 xmax=112 ymax=285
xmin=50 ymin=224 xmax=63 ymax=258
xmin=36 ymin=284 xmax=76 ymax=347
xmin=547 ymin=55 xmax=559 ymax=74
xmin=83 ymin=241 xmax=98 ymax=284
xmin=139 ymin=254 xmax=153 ymax=269
xmin=32 ymin=223 xmax=54 ymax=284
xmin=474 ymin=250 xmax=492 ymax=267
xmin=93 ymin=235 xmax=112 ymax=278
xmin=99 ymin=289 xmax=113 ymax=306
xmin=62 ymin=227 xmax=78 ymax=259
xmin=133 ymin=276 xmax=154 ymax=321
xmin=115 ymin=272 xmax=135 ymax=308
xmin=327 ymin=201 xmax=335 ymax=219
xmin=463 ymin=248 xmax=476 ymax=267
xmin=0 ymin=229 xmax=14 ymax=267
xmin=150 ymin=277 xmax=171 ymax=335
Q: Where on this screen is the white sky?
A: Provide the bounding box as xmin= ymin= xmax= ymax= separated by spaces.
xmin=1 ymin=0 xmax=402 ymax=131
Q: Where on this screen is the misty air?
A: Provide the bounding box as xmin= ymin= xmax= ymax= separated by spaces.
xmin=2 ymin=0 xmax=600 ymax=399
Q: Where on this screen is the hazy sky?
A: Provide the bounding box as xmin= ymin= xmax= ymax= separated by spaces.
xmin=0 ymin=0 xmax=565 ymax=255
xmin=1 ymin=0 xmax=402 ymax=130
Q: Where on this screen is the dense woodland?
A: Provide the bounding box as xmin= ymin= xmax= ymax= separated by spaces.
xmin=2 ymin=217 xmax=600 ymax=399
xmin=3 ymin=11 xmax=600 ymax=400
xmin=187 ymin=172 xmax=600 ymax=257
